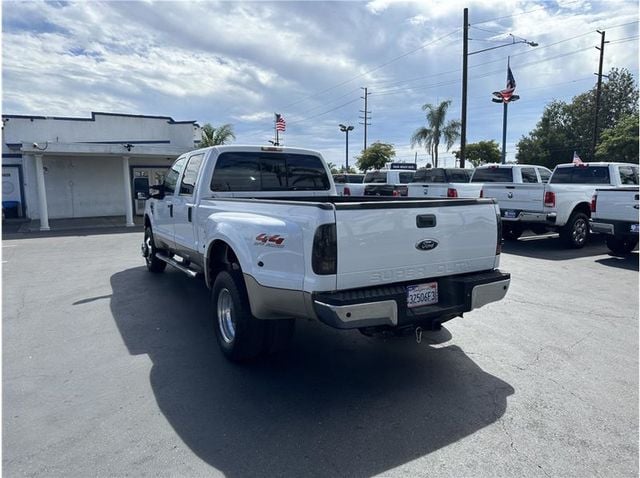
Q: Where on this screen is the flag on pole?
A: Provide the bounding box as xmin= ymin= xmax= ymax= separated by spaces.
xmin=572 ymin=151 xmax=583 ymax=164
xmin=275 ymin=113 xmax=286 ymax=132
xmin=500 ymin=66 xmax=516 ymax=102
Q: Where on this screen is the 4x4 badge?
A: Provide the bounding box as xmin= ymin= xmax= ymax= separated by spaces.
xmin=416 ymin=239 xmax=438 ymax=251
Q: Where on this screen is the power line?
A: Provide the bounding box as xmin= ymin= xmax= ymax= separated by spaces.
xmin=288 ymin=97 xmax=361 ymax=124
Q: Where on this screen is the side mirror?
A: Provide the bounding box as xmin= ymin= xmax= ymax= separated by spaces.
xmin=149 ymin=184 xmax=165 ymax=199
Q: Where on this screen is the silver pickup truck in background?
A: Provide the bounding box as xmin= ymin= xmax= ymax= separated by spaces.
xmin=591 ymin=187 xmax=639 ymax=255
xmin=407 ymin=168 xmax=481 ymax=198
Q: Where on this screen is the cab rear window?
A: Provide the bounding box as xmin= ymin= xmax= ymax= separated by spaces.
xmin=550 ymin=166 xmax=610 ymax=184
xmin=364 ymin=172 xmax=387 ymax=183
xmin=211 ymin=152 xmax=330 ymax=191
xmin=471 ymin=168 xmax=514 ymax=182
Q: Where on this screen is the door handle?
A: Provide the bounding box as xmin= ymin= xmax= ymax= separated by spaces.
xmin=168 ymin=204 xmax=173 ymax=217
xmin=188 ymin=206 xmax=193 ymax=222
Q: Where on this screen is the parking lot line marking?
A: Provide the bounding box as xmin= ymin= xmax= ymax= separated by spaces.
xmin=2 ymin=245 xmax=17 ymax=248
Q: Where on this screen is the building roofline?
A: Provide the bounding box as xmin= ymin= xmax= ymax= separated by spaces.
xmin=2 ymin=111 xmax=199 ymax=126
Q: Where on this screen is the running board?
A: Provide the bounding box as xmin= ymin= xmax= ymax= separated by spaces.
xmin=155 ymin=254 xmax=198 ymax=278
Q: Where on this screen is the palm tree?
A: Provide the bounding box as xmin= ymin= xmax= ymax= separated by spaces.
xmin=200 ymin=123 xmax=236 ymax=147
xmin=411 ymin=100 xmax=461 ymax=168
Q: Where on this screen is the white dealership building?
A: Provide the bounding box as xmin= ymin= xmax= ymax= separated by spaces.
xmin=2 ymin=112 xmax=199 ymax=229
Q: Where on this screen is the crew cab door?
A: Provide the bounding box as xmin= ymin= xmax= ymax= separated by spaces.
xmin=173 ymin=152 xmax=206 ymax=257
xmin=153 ymin=156 xmax=187 ymax=249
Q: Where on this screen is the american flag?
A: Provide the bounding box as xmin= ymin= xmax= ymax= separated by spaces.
xmin=500 ymin=66 xmax=516 ymax=102
xmin=275 ymin=113 xmax=286 ymax=132
xmin=573 ymin=151 xmax=583 ymax=164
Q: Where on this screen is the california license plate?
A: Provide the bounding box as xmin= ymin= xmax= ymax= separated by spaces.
xmin=406 ymin=282 xmax=438 ymax=308
xmin=631 ymin=224 xmax=639 ymax=233
xmin=504 ymin=210 xmax=517 ymax=219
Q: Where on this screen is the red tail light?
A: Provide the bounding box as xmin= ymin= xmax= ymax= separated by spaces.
xmin=392 ymin=190 xmax=401 ymax=197
xmin=496 ymin=211 xmax=502 ymax=256
xmin=344 ymin=186 xmax=351 ymax=196
xmin=591 ymin=194 xmax=597 ymax=212
xmin=480 ymin=189 xmax=484 ymax=198
xmin=447 ymin=188 xmax=458 ymax=198
xmin=544 ymin=191 xmax=556 ymax=208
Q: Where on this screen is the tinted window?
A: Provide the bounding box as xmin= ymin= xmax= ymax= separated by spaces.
xmin=399 ymin=172 xmax=415 ymax=183
xmin=164 ymin=157 xmax=187 ymax=194
xmin=550 ymin=166 xmax=610 ymax=184
xmin=333 ymin=174 xmax=347 ymax=184
xmin=471 ymin=167 xmax=513 ymax=182
xmin=347 ymin=174 xmax=364 ymax=183
xmin=445 ymin=169 xmax=471 ymax=182
xmin=418 ymin=169 xmax=445 ymax=183
xmin=364 ymin=172 xmax=387 ymax=183
xmin=521 ymin=167 xmax=538 ymax=183
xmin=619 ymin=166 xmax=639 ymax=185
xmin=179 ymin=153 xmax=205 ymax=195
xmin=538 ymin=168 xmax=551 ymax=183
xmin=210 ymin=152 xmax=329 ymax=191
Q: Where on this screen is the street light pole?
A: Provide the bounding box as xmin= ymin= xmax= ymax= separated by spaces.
xmin=339 ymin=124 xmax=354 ymax=171
xmin=460 ymin=7 xmax=537 ymax=167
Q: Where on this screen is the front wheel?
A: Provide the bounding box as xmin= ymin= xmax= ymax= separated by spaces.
xmin=560 ymin=212 xmax=589 ymax=249
xmin=606 ymin=236 xmax=638 ymax=256
xmin=143 ymin=227 xmax=167 ymax=273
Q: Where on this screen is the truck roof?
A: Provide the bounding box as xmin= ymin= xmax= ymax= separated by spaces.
xmin=192 ymin=144 xmax=324 ymax=156
xmin=554 ymin=162 xmax=634 ymax=168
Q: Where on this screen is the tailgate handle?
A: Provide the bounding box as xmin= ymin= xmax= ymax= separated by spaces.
xmin=416 ymin=214 xmax=436 ymax=228
xmin=505 ymin=186 xmax=515 ymax=189
xmin=635 ymin=194 xmax=639 ymax=200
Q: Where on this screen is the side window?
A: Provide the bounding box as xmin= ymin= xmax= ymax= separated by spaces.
xmin=163 ymin=157 xmax=187 ymax=195
xmin=619 ymin=166 xmax=639 ymax=185
xmin=537 ymin=168 xmax=551 ymax=183
xmin=179 ymin=153 xmax=205 ymax=195
xmin=521 ymin=167 xmax=538 ymax=183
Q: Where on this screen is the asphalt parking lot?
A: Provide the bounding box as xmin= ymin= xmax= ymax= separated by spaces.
xmin=2 ymin=230 xmax=638 ymax=477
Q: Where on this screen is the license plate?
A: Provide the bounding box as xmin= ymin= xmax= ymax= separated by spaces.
xmin=631 ymin=224 xmax=639 ymax=233
xmin=504 ymin=210 xmax=517 ymax=219
xmin=406 ymin=282 xmax=438 ymax=308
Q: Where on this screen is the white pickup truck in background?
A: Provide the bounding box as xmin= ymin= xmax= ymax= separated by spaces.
xmin=333 ymin=173 xmax=365 ymax=196
xmin=473 ymin=164 xmax=553 ymax=239
xmin=407 ymin=168 xmax=481 ymax=198
xmin=591 ymin=187 xmax=639 ymax=255
xmin=363 ymin=163 xmax=416 ymax=197
xmin=480 ymin=162 xmax=638 ymax=248
xmin=141 ymin=145 xmax=510 ymax=362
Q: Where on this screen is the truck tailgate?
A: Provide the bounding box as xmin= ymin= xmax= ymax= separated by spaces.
xmin=482 ymin=184 xmax=544 ymax=215
xmin=595 ymin=188 xmax=639 ymax=222
xmin=334 ymin=199 xmax=499 ymax=290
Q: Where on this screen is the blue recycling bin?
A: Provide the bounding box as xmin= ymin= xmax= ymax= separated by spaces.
xmin=2 ymin=201 xmax=20 ymax=219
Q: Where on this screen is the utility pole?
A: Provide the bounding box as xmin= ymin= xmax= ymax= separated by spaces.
xmin=592 ymin=30 xmax=608 ymax=158
xmin=359 ymin=87 xmax=371 ymax=151
xmin=460 ymin=7 xmax=469 ymax=169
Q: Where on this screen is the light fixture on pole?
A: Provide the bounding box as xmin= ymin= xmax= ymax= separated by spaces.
xmin=460 ymin=6 xmax=538 ymax=168
xmin=339 ymin=124 xmax=354 ymax=171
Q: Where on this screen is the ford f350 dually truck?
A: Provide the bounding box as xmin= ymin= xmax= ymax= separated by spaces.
xmin=141 ymin=145 xmax=510 ymax=362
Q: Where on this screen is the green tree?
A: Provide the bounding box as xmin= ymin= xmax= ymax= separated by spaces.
xmin=356 ymin=142 xmax=396 ymax=171
xmin=200 ymin=123 xmax=236 ymax=147
xmin=411 ymin=100 xmax=461 ymax=168
xmin=326 ymin=162 xmax=338 ymax=174
xmin=517 ymin=68 xmax=638 ymax=167
xmin=595 ymin=114 xmax=639 ymax=163
xmin=453 ymin=140 xmax=501 ymax=167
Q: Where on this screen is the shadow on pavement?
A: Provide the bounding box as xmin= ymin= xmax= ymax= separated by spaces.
xmin=502 ymin=233 xmax=609 ymax=261
xmin=109 ymin=267 xmax=514 ymax=477
xmin=595 ymin=253 xmax=639 ymax=271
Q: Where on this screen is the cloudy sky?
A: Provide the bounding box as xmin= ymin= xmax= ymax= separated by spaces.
xmin=2 ymin=0 xmax=638 ymax=168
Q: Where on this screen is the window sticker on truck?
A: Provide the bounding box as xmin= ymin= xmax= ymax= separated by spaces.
xmin=254 ymin=233 xmax=286 ymax=247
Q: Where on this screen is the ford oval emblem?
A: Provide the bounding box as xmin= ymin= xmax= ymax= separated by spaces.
xmin=416 ymin=239 xmax=438 ymax=251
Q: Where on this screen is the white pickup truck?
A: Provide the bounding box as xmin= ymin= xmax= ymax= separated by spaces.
xmin=363 ymin=163 xmax=416 ymax=197
xmin=333 ymin=173 xmax=365 ymax=196
xmin=141 ymin=145 xmax=510 ymax=362
xmin=407 ymin=168 xmax=480 ymax=198
xmin=480 ymin=162 xmax=638 ymax=247
xmin=590 ymin=187 xmax=639 ymax=255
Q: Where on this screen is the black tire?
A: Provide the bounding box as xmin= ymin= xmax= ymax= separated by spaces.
xmin=212 ymin=270 xmax=267 ymax=362
xmin=502 ymin=223 xmax=523 ymax=241
xmin=143 ymin=227 xmax=167 ymax=273
xmin=530 ymin=225 xmax=548 ymax=235
xmin=560 ymin=211 xmax=589 ymax=249
xmin=606 ymin=236 xmax=638 ymax=256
